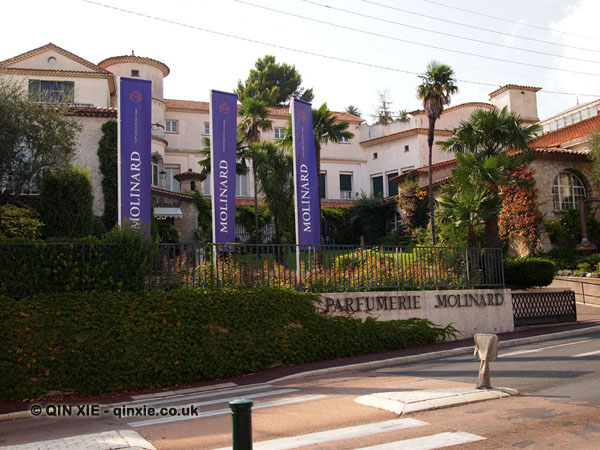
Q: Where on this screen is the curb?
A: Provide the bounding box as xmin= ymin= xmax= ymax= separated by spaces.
xmin=3 ymin=325 xmax=599 ymax=423
xmin=271 ymin=325 xmax=600 ymax=383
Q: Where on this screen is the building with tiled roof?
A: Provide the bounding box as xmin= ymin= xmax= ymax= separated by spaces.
xmin=4 ymin=43 xmax=598 ymax=245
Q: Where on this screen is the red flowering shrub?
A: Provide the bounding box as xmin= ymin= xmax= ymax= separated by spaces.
xmin=499 ymin=166 xmax=543 ymax=255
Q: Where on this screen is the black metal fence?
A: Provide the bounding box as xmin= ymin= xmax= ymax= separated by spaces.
xmin=512 ymin=290 xmax=577 ymax=326
xmin=0 ymin=242 xmax=504 ymax=297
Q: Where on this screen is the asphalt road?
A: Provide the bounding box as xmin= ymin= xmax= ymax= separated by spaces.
xmin=374 ymin=330 xmax=600 ymax=407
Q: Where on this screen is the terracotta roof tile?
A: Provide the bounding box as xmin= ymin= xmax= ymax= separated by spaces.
xmin=360 ymin=128 xmax=452 ymax=147
xmin=532 ymin=114 xmax=600 ymax=147
xmin=98 ymin=55 xmax=170 ymax=77
xmin=488 ymin=84 xmax=541 ymax=98
xmin=409 ymin=102 xmax=494 ymax=116
xmin=66 ymin=106 xmax=117 ymax=118
xmin=0 ymin=42 xmax=110 ymax=74
xmin=165 ymin=99 xmax=359 ymax=123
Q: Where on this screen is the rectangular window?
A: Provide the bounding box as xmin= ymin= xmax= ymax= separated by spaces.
xmin=28 ymin=79 xmax=74 ymax=103
xmin=152 ymin=162 xmax=159 ymax=186
xmin=203 ymin=122 xmax=210 ymax=135
xmin=319 ymin=173 xmax=327 ymax=199
xmin=339 ymin=173 xmax=353 ymax=199
xmin=203 ymin=173 xmax=211 ymax=195
xmin=572 ymin=112 xmax=581 ymax=124
xmin=372 ymin=175 xmax=383 ymax=197
xmin=581 ymin=108 xmax=590 ymax=120
xmin=165 ymin=120 xmax=178 ymax=133
xmin=387 ymin=172 xmax=398 ymax=197
xmin=131 ymin=69 xmax=139 ymax=77
xmin=164 ymin=167 xmax=180 ymax=192
xmin=404 ymin=145 xmax=410 ymax=152
xmin=557 ymin=118 xmax=565 ymax=129
xmin=236 ymin=173 xmax=249 ymax=196
xmin=274 ymin=127 xmax=285 ymax=139
xmin=590 ymin=105 xmax=598 ymax=117
xmin=565 ymin=115 xmax=573 ymax=126
xmin=339 ymin=135 xmax=350 ymax=143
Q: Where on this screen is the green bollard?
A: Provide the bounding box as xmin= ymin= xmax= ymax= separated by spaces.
xmin=229 ymin=398 xmax=253 ymax=450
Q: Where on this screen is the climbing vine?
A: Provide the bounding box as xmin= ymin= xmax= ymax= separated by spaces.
xmin=97 ymin=120 xmax=118 ymax=230
xmin=499 ymin=166 xmax=543 ymax=255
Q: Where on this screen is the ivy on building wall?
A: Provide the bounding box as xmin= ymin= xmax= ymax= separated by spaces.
xmin=499 ymin=166 xmax=543 ymax=255
xmin=97 ymin=120 xmax=118 ymax=230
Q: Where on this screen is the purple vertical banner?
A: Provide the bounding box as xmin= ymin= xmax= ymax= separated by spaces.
xmin=209 ymin=90 xmax=238 ymax=245
xmin=291 ymin=97 xmax=321 ymax=248
xmin=118 ymin=77 xmax=152 ymax=236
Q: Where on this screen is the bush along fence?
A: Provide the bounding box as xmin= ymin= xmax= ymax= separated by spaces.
xmin=0 ymin=242 xmax=504 ymax=297
xmin=0 ymin=288 xmax=457 ymax=401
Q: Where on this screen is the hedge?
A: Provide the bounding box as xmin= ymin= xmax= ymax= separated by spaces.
xmin=0 ymin=226 xmax=154 ymax=297
xmin=0 ymin=287 xmax=456 ymax=401
xmin=504 ymin=257 xmax=556 ymax=288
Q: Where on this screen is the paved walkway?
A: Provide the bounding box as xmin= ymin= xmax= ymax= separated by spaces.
xmin=1 ymin=430 xmax=155 ymax=450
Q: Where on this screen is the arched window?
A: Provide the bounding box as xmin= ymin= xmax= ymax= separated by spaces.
xmin=552 ymin=171 xmax=587 ymax=211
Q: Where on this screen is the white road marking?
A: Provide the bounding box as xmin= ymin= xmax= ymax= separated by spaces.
xmin=130 ymin=382 xmax=236 ymax=400
xmin=129 ymin=394 xmax=327 ymax=427
xmin=214 ymin=418 xmax=428 ymax=450
xmin=355 ymin=431 xmax=486 ymax=449
xmin=572 ymin=349 xmax=600 ymax=357
xmin=115 ymin=384 xmax=275 ymax=408
xmin=118 ymin=388 xmax=298 ymax=417
xmin=501 ymin=339 xmax=591 ymax=357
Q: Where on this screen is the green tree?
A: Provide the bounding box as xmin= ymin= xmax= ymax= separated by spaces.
xmin=238 ymin=98 xmax=273 ymax=243
xmin=440 ymin=107 xmax=540 ymax=248
xmin=373 ymin=90 xmax=394 ymax=125
xmin=589 ymin=126 xmax=600 ymax=185
xmin=37 ymin=167 xmax=95 ymax=238
xmin=253 ymin=141 xmax=294 ymax=244
xmin=235 ymin=55 xmax=313 ymax=106
xmin=396 ymin=109 xmax=410 ymax=123
xmin=97 ymin=120 xmax=117 ymax=230
xmin=0 ymin=77 xmax=81 ymax=205
xmin=345 ymin=105 xmax=361 ymax=117
xmin=438 ymin=156 xmax=500 ymax=248
xmin=417 ymin=61 xmax=458 ymax=245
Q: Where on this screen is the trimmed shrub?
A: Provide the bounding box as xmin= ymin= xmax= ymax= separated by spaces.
xmin=0 ymin=205 xmax=43 ymax=239
xmin=504 ymin=257 xmax=556 ymax=288
xmin=0 ymin=287 xmax=456 ymax=400
xmin=37 ymin=167 xmax=94 ymax=238
xmin=0 ymin=225 xmax=154 ymax=297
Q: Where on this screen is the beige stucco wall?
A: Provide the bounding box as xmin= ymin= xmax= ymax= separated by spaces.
xmin=319 ymin=289 xmax=514 ymax=339
xmin=550 ymin=277 xmax=600 ymax=306
xmin=70 ymin=116 xmax=111 ymax=216
xmin=11 ymin=73 xmax=110 ymax=107
xmin=490 ymin=89 xmax=539 ymax=124
xmin=530 ymin=159 xmax=597 ymax=223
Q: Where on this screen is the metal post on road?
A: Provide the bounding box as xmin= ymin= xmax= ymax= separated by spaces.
xmin=229 ymin=398 xmax=253 ymax=450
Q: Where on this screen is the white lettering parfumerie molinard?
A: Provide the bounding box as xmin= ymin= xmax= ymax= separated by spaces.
xmin=129 ymin=151 xmax=142 ymax=229
xmin=218 ymin=159 xmax=229 ymax=233
xmin=299 ymin=164 xmax=311 ymax=232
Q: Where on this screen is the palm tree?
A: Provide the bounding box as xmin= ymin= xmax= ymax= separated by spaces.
xmin=438 ymin=154 xmax=501 ymax=249
xmin=345 ymin=105 xmax=361 ymax=117
xmin=417 ymin=61 xmax=458 ymax=245
xmin=238 ymin=98 xmax=272 ymax=243
xmin=396 ymin=109 xmax=410 ymax=123
xmin=252 ymin=141 xmax=294 ymax=245
xmin=440 ymin=107 xmax=541 ymax=248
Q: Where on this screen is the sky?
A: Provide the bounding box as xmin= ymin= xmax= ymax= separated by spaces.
xmin=2 ymin=0 xmax=600 ymax=123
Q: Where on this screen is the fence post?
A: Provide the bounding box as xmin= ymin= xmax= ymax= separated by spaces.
xmin=229 ymin=398 xmax=253 ymax=450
